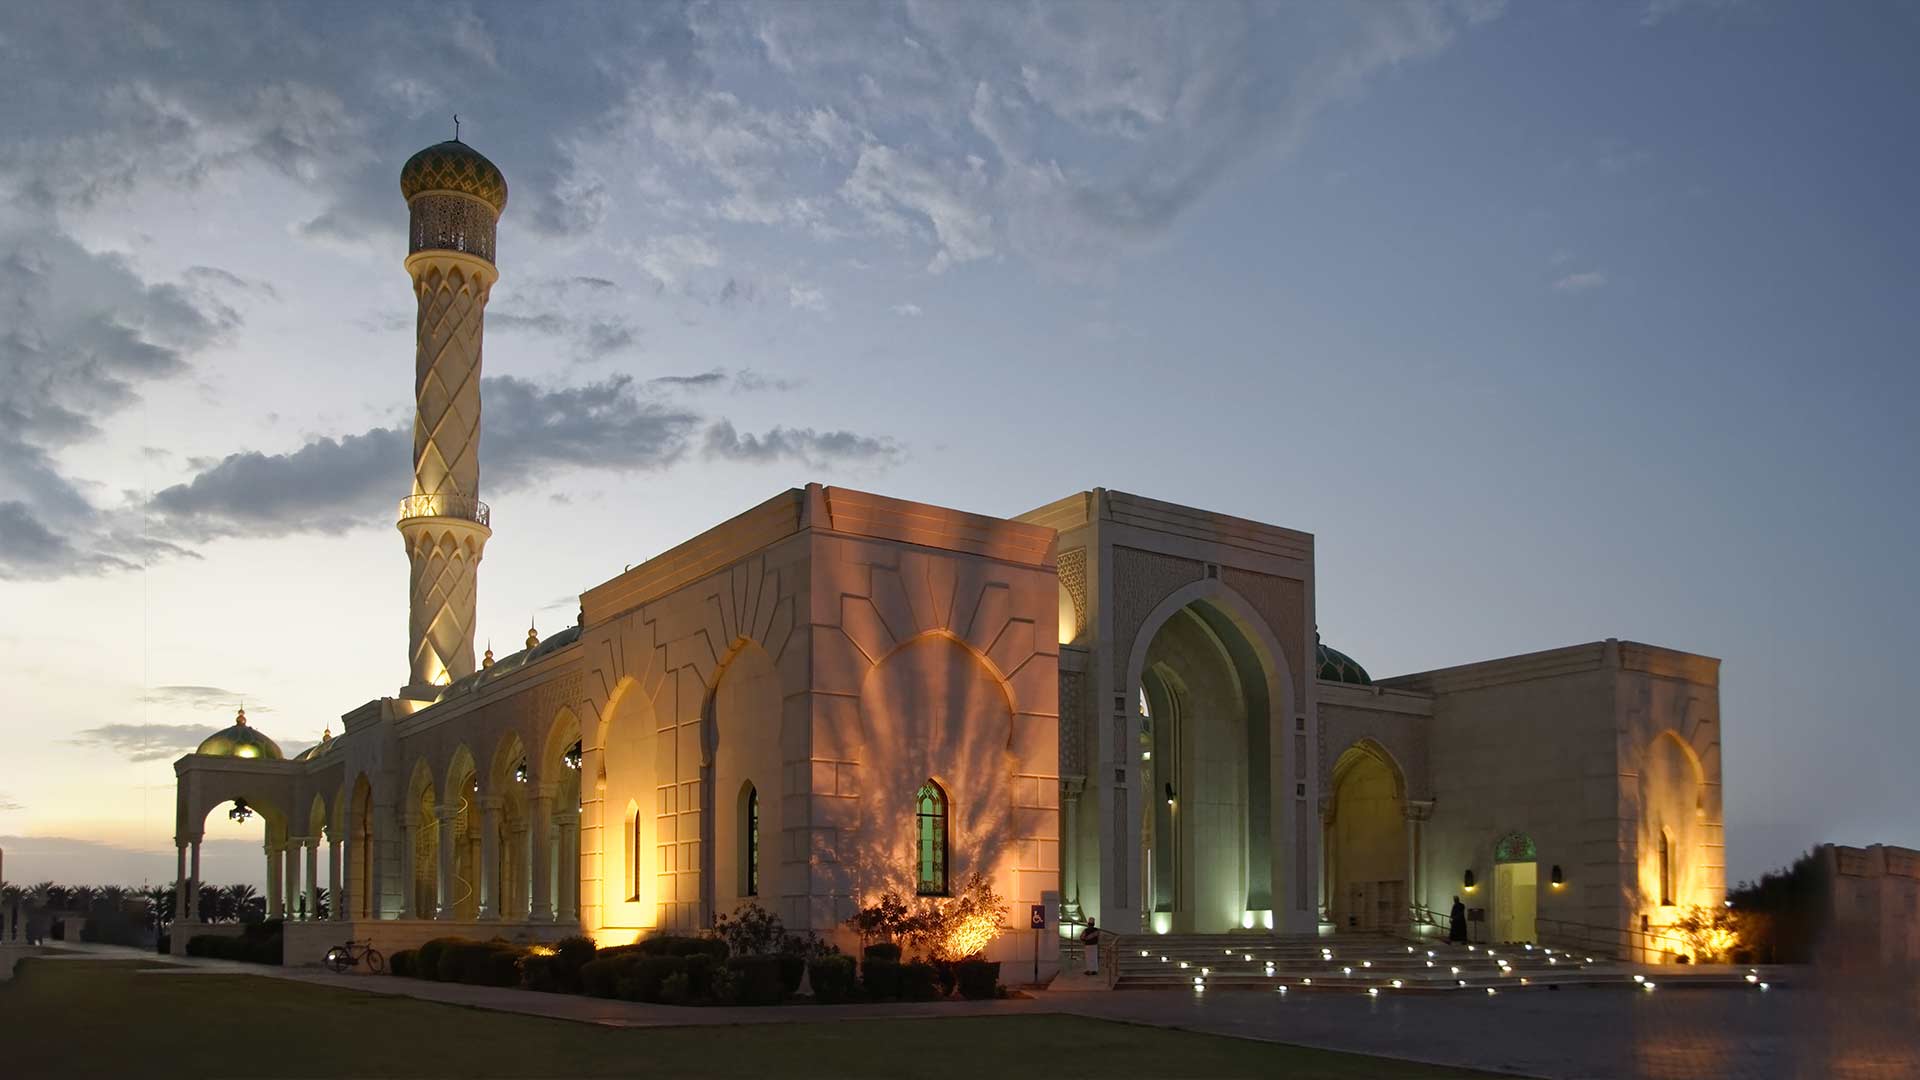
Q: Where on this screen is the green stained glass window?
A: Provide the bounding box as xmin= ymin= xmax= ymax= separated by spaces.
xmin=916 ymin=781 xmax=948 ymax=896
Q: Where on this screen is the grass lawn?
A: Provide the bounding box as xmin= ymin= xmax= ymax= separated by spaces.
xmin=0 ymin=959 xmax=1501 ymax=1078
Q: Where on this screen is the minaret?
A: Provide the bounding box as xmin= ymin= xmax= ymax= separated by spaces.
xmin=396 ymin=132 xmax=508 ymax=698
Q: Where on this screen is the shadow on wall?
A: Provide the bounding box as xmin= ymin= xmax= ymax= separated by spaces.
xmin=836 ymin=633 xmax=1027 ymax=944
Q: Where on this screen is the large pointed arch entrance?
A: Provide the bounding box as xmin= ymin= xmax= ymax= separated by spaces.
xmin=1326 ymin=741 xmax=1408 ymax=933
xmin=1130 ymin=590 xmax=1287 ymax=934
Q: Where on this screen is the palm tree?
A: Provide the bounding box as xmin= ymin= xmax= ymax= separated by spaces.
xmin=0 ymin=883 xmax=20 ymax=942
xmin=143 ymin=886 xmax=174 ymax=930
xmin=198 ymin=884 xmax=221 ymax=923
xmin=314 ymin=887 xmax=330 ymax=921
xmin=70 ymin=885 xmax=100 ymax=912
xmin=45 ymin=883 xmax=71 ymax=911
xmin=221 ymin=883 xmax=259 ymax=923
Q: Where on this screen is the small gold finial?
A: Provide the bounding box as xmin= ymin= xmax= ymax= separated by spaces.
xmin=482 ymin=642 xmax=495 ymax=668
xmin=235 ymin=706 xmax=247 ymax=726
xmin=453 ymin=113 xmax=461 ymax=142
xmin=320 ymin=726 xmax=332 ymax=743
xmin=525 ymin=619 xmax=539 ymax=650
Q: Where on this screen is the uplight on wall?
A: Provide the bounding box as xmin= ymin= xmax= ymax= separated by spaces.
xmin=1550 ymin=865 xmax=1565 ymax=888
xmin=1463 ymin=868 xmax=1476 ymax=892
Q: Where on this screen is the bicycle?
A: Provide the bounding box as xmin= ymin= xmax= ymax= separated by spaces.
xmin=324 ymin=938 xmax=385 ymax=974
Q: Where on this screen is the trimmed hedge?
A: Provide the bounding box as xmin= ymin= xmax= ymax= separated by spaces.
xmin=862 ymin=957 xmax=902 ymax=1001
xmin=184 ymin=932 xmax=281 ymax=965
xmin=808 ymin=955 xmax=856 ymax=1003
xmin=725 ymin=955 xmax=784 ymax=1005
xmin=863 ymin=941 xmax=903 ymax=963
xmin=550 ymin=935 xmax=597 ymax=993
xmin=901 ymin=960 xmax=942 ymax=1001
xmin=389 ymin=949 xmax=419 ymax=978
xmin=637 ymin=934 xmax=729 ymax=961
xmin=775 ymin=952 xmax=806 ymax=996
xmin=955 ymin=958 xmax=1000 ymax=1000
xmin=416 ymin=937 xmax=461 ymax=980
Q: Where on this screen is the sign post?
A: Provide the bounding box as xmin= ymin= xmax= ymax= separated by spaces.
xmin=1030 ymin=904 xmax=1046 ymax=985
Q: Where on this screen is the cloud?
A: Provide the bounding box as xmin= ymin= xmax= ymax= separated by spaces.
xmin=69 ymin=723 xmax=220 ymax=763
xmin=137 ymin=685 xmax=264 ymax=713
xmin=0 ymin=795 xmax=22 ymax=813
xmin=787 ymin=283 xmax=829 ymax=312
xmin=703 ymin=420 xmax=901 ymax=468
xmin=891 ymin=303 xmax=923 ymax=317
xmin=1552 ymin=270 xmax=1608 ymax=293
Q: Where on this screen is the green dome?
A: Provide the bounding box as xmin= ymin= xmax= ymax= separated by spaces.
xmin=196 ymin=708 xmax=284 ymax=760
xmin=400 ymin=140 xmax=508 ymax=213
xmin=1316 ymin=639 xmax=1372 ymax=686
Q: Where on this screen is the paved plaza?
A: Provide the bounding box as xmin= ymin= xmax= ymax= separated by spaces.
xmin=24 ymin=945 xmax=1920 ymax=1078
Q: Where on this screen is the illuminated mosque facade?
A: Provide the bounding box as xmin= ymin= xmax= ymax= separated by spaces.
xmin=170 ymin=139 xmax=1726 ymax=971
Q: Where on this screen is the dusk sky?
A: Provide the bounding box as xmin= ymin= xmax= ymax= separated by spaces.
xmin=1 ymin=1 xmax=1914 ymax=890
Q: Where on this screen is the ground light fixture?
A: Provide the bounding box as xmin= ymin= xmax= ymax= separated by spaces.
xmin=229 ymin=798 xmax=253 ymax=824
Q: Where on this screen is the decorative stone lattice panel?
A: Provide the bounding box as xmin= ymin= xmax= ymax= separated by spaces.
xmin=1219 ymin=567 xmax=1307 ymax=713
xmin=1110 ymin=547 xmax=1205 ymax=668
xmin=409 ymin=193 xmax=498 ymax=263
xmin=1059 ymin=668 xmax=1086 ymax=779
xmin=1057 ymin=547 xmax=1087 ymax=640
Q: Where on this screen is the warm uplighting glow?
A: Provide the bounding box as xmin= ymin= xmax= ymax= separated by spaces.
xmin=525 ymin=944 xmax=556 ymax=957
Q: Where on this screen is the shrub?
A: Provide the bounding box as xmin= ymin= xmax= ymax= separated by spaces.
xmin=184 ymin=935 xmax=212 ymax=957
xmin=683 ymin=953 xmax=719 ymax=1000
xmin=863 ymin=941 xmax=903 ymax=964
xmin=550 ymin=935 xmax=597 ymax=992
xmin=417 ymin=937 xmax=464 ymax=980
xmin=389 ymin=949 xmax=419 ymax=978
xmin=901 ymin=960 xmax=942 ymax=1001
xmin=808 ymin=955 xmax=856 ymax=1004
xmin=775 ymin=952 xmax=806 ymax=995
xmin=658 ymin=971 xmax=690 ymax=1005
xmin=725 ymin=955 xmax=785 ymax=1005
xmin=714 ymin=902 xmax=785 ymax=957
xmin=630 ymin=955 xmax=684 ymax=1002
xmin=521 ymin=954 xmax=555 ymax=992
xmin=862 ymin=957 xmax=902 ymax=1001
xmin=579 ymin=956 xmax=625 ymax=999
xmin=155 ymin=933 xmax=170 ymax=956
xmin=932 ymin=959 xmax=958 ymax=998
xmin=638 ymin=934 xmax=729 ymax=961
xmin=955 ymin=958 xmax=1000 ymax=1000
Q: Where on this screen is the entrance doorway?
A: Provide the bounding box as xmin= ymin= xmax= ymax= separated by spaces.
xmin=1327 ymin=742 xmax=1407 ymax=933
xmin=1492 ymin=832 xmax=1537 ymax=944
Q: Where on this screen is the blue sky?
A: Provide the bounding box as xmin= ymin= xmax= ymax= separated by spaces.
xmin=0 ymin=0 xmax=1913 ymax=888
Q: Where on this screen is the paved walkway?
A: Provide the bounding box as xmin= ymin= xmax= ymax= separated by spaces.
xmin=36 ymin=943 xmax=1920 ymax=1078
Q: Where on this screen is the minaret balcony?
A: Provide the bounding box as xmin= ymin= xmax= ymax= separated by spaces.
xmin=398 ymin=494 xmax=490 ymax=527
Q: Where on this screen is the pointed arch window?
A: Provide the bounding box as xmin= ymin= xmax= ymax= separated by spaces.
xmin=743 ymin=783 xmax=760 ymax=897
xmin=915 ymin=781 xmax=949 ymax=897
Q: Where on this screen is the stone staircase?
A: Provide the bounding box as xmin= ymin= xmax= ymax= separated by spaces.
xmin=1108 ymin=932 xmax=1765 ymax=994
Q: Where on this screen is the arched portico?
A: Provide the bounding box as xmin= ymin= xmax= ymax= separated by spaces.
xmin=1325 ymin=740 xmax=1409 ymax=932
xmin=1122 ymin=581 xmax=1294 ymax=934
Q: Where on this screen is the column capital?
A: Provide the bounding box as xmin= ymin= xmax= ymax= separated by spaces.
xmin=1405 ymin=799 xmax=1435 ymax=822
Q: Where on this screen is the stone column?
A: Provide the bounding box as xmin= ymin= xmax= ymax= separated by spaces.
xmin=436 ymin=804 xmax=457 ymax=920
xmin=556 ymin=811 xmax=580 ymax=924
xmin=327 ymin=834 xmax=343 ymax=921
xmin=510 ymin=821 xmax=530 ymax=920
xmin=398 ymin=816 xmax=417 ymax=919
xmin=306 ymin=839 xmax=321 ymax=923
xmin=1406 ymin=800 xmax=1434 ymax=925
xmin=174 ymin=842 xmax=188 ymax=930
xmin=529 ymin=790 xmax=554 ymax=922
xmin=266 ymin=843 xmax=284 ymax=920
xmin=478 ymin=796 xmax=503 ymax=920
xmin=1061 ymin=781 xmax=1083 ymax=920
xmin=189 ymin=840 xmax=203 ymax=922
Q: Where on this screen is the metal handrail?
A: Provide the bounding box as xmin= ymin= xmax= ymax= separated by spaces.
xmin=1409 ymin=903 xmax=1687 ymax=960
xmin=397 ymin=493 xmax=490 ymax=526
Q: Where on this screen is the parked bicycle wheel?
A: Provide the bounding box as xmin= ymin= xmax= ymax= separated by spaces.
xmin=365 ymin=948 xmax=385 ymax=974
xmin=324 ymin=946 xmax=351 ymax=974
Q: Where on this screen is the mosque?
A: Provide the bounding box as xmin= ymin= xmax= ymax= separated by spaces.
xmin=170 ymin=139 xmax=1726 ymax=973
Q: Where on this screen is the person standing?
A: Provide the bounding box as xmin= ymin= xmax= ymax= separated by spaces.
xmin=1081 ymin=918 xmax=1102 ymax=976
xmin=1449 ymin=895 xmax=1469 ymax=944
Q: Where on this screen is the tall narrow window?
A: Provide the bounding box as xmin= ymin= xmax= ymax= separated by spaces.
xmin=1658 ymin=830 xmax=1674 ymax=907
xmin=916 ymin=780 xmax=949 ymax=896
xmin=626 ymin=804 xmax=642 ymax=902
xmin=743 ymin=783 xmax=760 ymax=897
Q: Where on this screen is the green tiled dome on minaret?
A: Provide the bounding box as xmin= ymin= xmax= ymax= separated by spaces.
xmin=400 ymin=139 xmax=508 ymax=213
